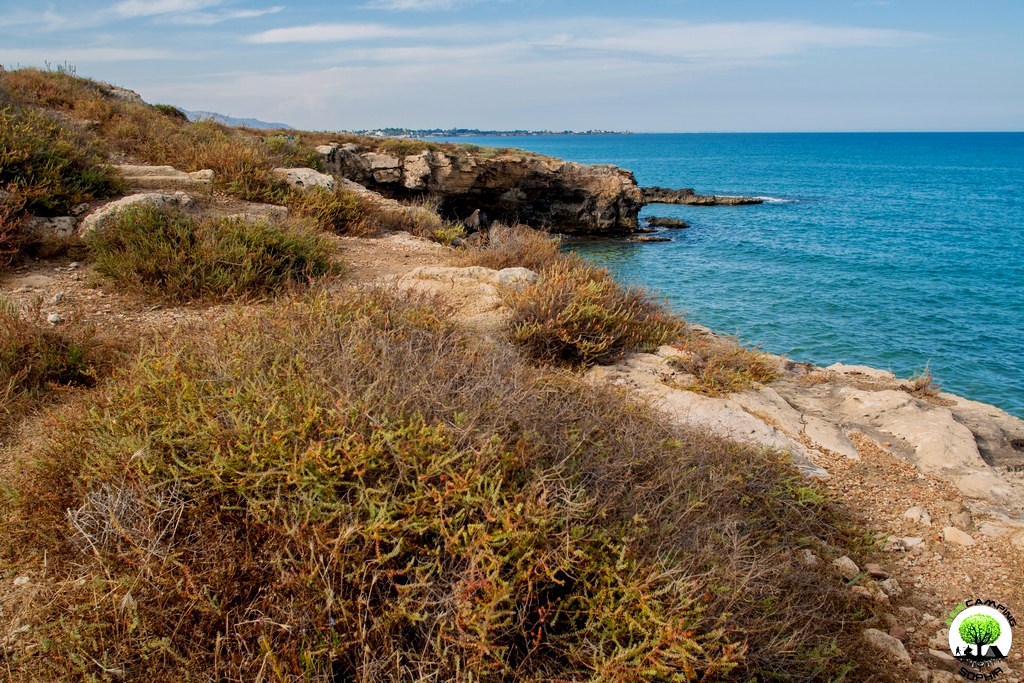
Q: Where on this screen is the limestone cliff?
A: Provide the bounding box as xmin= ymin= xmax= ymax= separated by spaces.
xmin=318 ymin=143 xmax=644 ymax=235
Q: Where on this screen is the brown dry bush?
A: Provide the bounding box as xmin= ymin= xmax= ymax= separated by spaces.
xmin=458 ymin=222 xmax=561 ymax=271
xmin=507 ymin=256 xmax=684 ymax=367
xmin=287 ymin=185 xmax=375 ymax=236
xmin=669 ymin=332 xmax=782 ymax=396
xmin=0 ymin=288 xmax=896 ymax=682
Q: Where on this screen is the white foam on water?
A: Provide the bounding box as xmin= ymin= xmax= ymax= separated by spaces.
xmin=753 ymin=196 xmax=798 ymax=204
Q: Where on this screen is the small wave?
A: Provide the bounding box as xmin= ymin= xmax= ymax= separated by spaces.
xmin=753 ymin=196 xmax=798 ymax=204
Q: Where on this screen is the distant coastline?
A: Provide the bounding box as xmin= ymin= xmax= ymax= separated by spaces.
xmin=346 ymin=127 xmax=632 ymax=138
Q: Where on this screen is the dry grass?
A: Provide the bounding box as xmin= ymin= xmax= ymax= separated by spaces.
xmin=287 ymin=186 xmax=375 ymax=236
xmin=0 ymin=288 xmax=895 ymax=682
xmin=458 ymin=222 xmax=562 ymax=271
xmin=668 ymin=332 xmax=782 ymax=396
xmin=0 ymin=69 xmax=317 ymax=204
xmin=0 ymin=299 xmax=115 ymax=437
xmin=506 ymin=256 xmax=683 ymax=367
xmin=904 ymin=364 xmax=941 ymax=398
xmin=0 ymin=105 xmax=125 ymax=216
xmin=86 ymin=205 xmax=338 ymax=302
xmin=0 ymin=191 xmax=26 ymax=268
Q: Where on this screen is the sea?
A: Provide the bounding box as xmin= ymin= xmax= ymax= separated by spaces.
xmin=439 ymin=133 xmax=1024 ymax=418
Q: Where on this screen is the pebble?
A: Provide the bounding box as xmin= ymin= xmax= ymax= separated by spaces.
xmin=69 ymin=261 xmax=80 ymax=269
xmin=47 ymin=313 xmax=63 ymax=325
xmin=54 ymin=291 xmax=64 ymax=304
xmin=13 ymin=576 xmax=30 ymax=587
xmin=950 ymin=511 xmax=974 ymax=529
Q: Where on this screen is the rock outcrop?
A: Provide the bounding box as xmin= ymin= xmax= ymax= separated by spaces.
xmin=587 ymin=342 xmax=1024 ymax=516
xmin=319 ymin=143 xmax=643 ymax=235
xmin=643 ymin=186 xmax=763 ymax=206
xmin=114 ymin=165 xmax=213 ymax=192
xmin=78 ymin=192 xmax=195 ymax=237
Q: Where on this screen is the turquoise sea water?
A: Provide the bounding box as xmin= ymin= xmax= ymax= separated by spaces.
xmin=441 ymin=133 xmax=1024 ymax=417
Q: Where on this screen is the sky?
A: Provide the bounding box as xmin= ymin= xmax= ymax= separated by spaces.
xmin=1 ymin=0 xmax=1022 ymax=132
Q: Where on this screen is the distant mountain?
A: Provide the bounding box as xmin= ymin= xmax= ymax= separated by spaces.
xmin=182 ymin=110 xmax=294 ymax=130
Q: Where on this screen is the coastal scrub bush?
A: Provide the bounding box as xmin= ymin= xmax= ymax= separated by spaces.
xmin=0 ymin=300 xmax=93 ymax=396
xmin=86 ymin=205 xmax=337 ymax=301
xmin=1 ymin=288 xmax=893 ymax=681
xmin=458 ymin=222 xmax=561 ymax=271
xmin=376 ymin=137 xmax=441 ymax=157
xmin=668 ymin=332 xmax=781 ymax=396
xmin=0 ymin=69 xmax=320 ymax=204
xmin=288 ymin=185 xmax=374 ymax=235
xmin=506 ymin=256 xmax=683 ymax=366
xmin=0 ymin=105 xmax=125 ymax=215
xmin=0 ymin=190 xmax=26 ymax=268
xmin=904 ymin=363 xmax=941 ymax=398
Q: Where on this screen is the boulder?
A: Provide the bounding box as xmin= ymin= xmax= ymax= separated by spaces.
xmin=645 ymin=216 xmax=690 ymax=229
xmin=79 ymin=192 xmax=194 ymax=237
xmin=862 ymin=628 xmax=912 ymax=666
xmin=832 ymin=556 xmax=860 ymax=581
xmin=272 ymin=167 xmax=335 ymax=192
xmin=629 ymin=235 xmax=672 ymax=243
xmin=904 ymin=506 xmax=932 ymax=526
xmin=23 ymin=216 xmax=77 ymax=240
xmin=942 ymin=526 xmax=975 ymax=546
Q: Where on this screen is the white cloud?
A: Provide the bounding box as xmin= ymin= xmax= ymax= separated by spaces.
xmin=166 ymin=6 xmax=285 ymax=25
xmin=246 ymin=23 xmax=418 ymax=43
xmin=113 ymin=0 xmax=225 ymax=18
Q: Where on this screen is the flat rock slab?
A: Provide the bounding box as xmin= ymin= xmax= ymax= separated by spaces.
xmin=114 ymin=165 xmax=213 ymax=192
xmin=79 ymin=192 xmax=194 ymax=237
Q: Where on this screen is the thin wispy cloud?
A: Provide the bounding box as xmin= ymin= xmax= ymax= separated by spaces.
xmin=360 ymin=0 xmax=478 ymax=10
xmin=165 ymin=6 xmax=285 ymax=25
xmin=246 ymin=22 xmax=418 ymax=43
xmin=113 ymin=0 xmax=225 ymax=18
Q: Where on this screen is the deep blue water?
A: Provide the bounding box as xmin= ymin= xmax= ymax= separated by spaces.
xmin=439 ymin=133 xmax=1024 ymax=417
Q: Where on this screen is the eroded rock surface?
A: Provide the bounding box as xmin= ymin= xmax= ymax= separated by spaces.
xmin=319 ymin=143 xmax=643 ymax=234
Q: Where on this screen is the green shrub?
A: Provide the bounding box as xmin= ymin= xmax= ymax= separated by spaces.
xmin=506 ymin=257 xmax=683 ymax=366
xmin=151 ymin=103 xmax=188 ymax=121
xmin=288 ymin=185 xmax=373 ymax=235
xmin=2 ymin=289 xmax=889 ymax=681
xmin=87 ymin=206 xmax=337 ymax=301
xmin=0 ymin=105 xmax=125 ymax=215
xmin=458 ymin=222 xmax=561 ymax=271
xmin=668 ymin=332 xmax=781 ymax=396
xmin=0 ymin=190 xmax=26 ymax=267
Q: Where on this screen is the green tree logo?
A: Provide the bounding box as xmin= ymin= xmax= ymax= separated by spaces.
xmin=959 ymin=614 xmax=1001 ymax=657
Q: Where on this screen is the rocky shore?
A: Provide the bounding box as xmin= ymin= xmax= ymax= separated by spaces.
xmin=642 ymin=186 xmax=764 ymax=206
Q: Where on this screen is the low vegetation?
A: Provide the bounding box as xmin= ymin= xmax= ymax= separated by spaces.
xmin=506 ymin=256 xmax=683 ymax=366
xmin=668 ymin=332 xmax=782 ymax=396
xmin=287 ymin=185 xmax=375 ymax=236
xmin=1 ymin=288 xmax=889 ymax=681
xmin=458 ymin=222 xmax=562 ymax=271
xmin=0 ymin=300 xmax=104 ymax=436
xmin=904 ymin=363 xmax=941 ymax=398
xmin=87 ymin=205 xmax=337 ymax=301
xmin=0 ymin=105 xmax=125 ymax=216
xmin=0 ymin=68 xmax=316 ymax=204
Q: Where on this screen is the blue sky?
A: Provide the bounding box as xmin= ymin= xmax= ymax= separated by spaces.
xmin=1 ymin=0 xmax=1022 ymax=131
